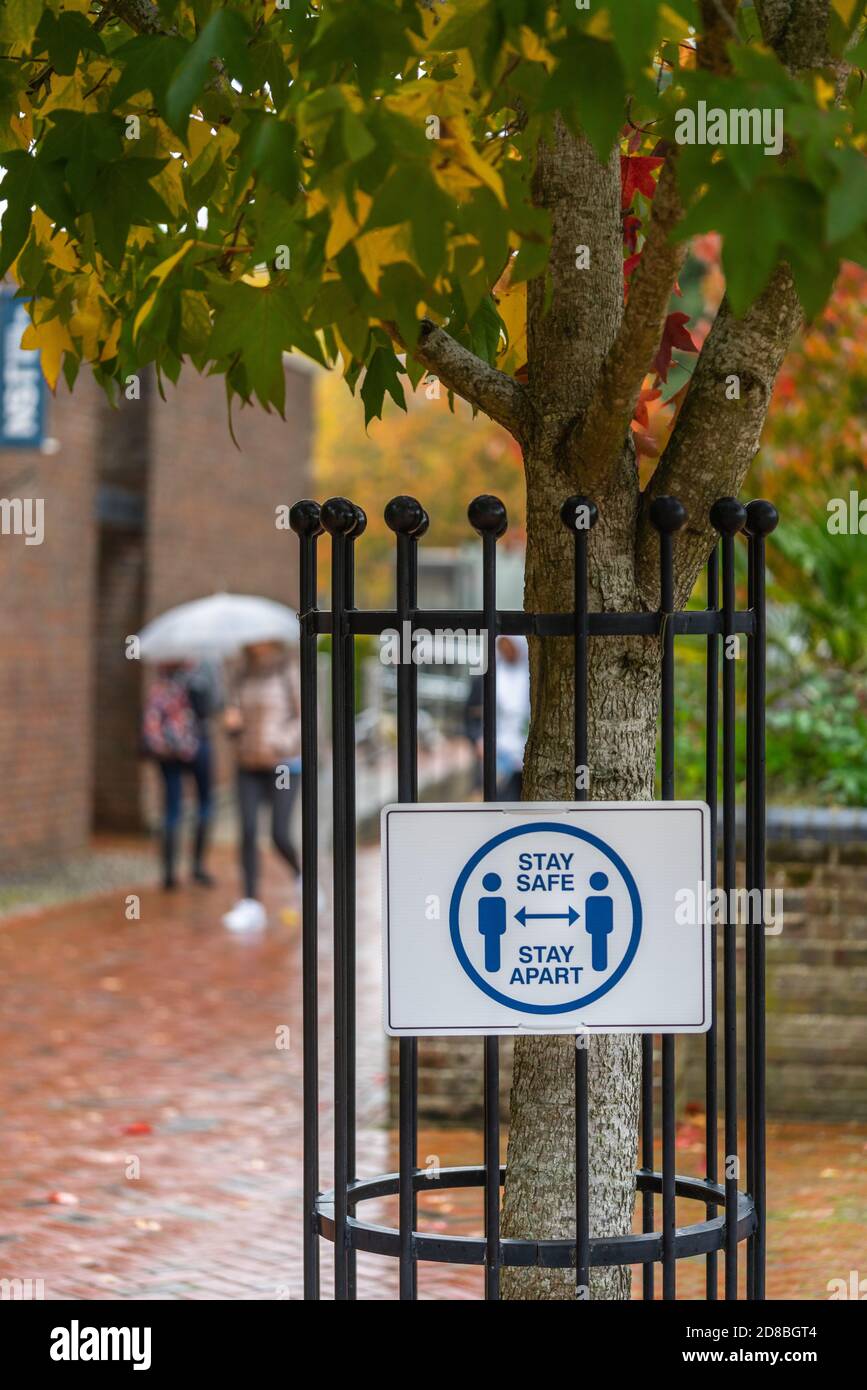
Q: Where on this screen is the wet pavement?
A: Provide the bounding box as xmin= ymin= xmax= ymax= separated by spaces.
xmin=0 ymin=842 xmax=864 ymax=1301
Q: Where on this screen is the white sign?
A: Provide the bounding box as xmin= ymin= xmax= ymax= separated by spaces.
xmin=382 ymin=802 xmax=711 ymax=1036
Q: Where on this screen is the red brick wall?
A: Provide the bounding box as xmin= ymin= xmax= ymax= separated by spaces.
xmin=0 ymin=376 xmax=100 ymax=869
xmin=146 ymin=364 xmax=310 ymax=617
xmin=0 ymin=359 xmax=313 ymax=863
xmin=141 ymin=363 xmax=311 ymax=817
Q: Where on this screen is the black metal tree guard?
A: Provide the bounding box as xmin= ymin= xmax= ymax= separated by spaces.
xmin=289 ymin=489 xmax=778 ymax=1301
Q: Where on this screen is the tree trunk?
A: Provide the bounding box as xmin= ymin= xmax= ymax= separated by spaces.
xmin=500 ymin=433 xmax=660 ymax=1298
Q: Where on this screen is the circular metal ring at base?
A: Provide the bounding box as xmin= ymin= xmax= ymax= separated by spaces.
xmin=316 ymin=1165 xmax=756 ymax=1268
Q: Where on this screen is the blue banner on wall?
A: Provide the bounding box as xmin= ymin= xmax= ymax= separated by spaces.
xmin=0 ymin=287 xmax=45 ymax=449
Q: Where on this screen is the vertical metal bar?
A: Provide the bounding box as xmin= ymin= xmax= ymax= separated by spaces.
xmin=704 ymin=544 xmax=720 ymax=1301
xmin=746 ymin=500 xmax=777 ymax=1301
xmin=640 ymin=1036 xmax=654 ymax=1300
xmin=649 ymin=496 xmax=686 ymax=1302
xmin=320 ymin=497 xmax=358 ymax=1300
xmin=710 ymin=498 xmax=747 ymax=1300
xmin=385 ymin=495 xmax=426 ymax=1301
xmin=469 ymin=495 xmax=507 ymax=1301
xmin=344 ymin=504 xmax=366 ymax=1300
xmin=290 ymin=500 xmax=323 ymax=1302
xmin=561 ymin=495 xmax=597 ymax=1299
xmin=745 ymin=526 xmax=757 ymax=1301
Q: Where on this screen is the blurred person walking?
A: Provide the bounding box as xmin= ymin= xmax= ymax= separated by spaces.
xmin=141 ymin=662 xmax=220 ymax=890
xmin=221 ymin=640 xmax=302 ymax=931
xmin=494 ymin=635 xmax=529 ymax=800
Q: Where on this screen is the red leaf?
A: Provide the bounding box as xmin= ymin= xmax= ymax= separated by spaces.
xmin=632 ymin=385 xmax=661 ymax=430
xmin=623 ymin=251 xmax=641 ymax=285
xmin=620 ymin=155 xmax=664 ymax=210
xmin=652 ymin=310 xmax=699 ymax=383
xmin=623 ymin=213 xmax=641 ymax=254
xmin=122 ymin=1122 xmax=152 ymax=1136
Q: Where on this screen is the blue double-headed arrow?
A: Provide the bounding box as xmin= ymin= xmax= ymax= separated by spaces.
xmin=514 ymin=905 xmax=580 ymax=926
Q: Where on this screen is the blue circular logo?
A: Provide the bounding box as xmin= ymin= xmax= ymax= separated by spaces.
xmin=449 ymin=822 xmax=642 ymax=1015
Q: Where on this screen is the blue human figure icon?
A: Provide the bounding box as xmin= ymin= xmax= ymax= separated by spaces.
xmin=478 ymin=872 xmax=507 ymax=972
xmin=585 ymin=871 xmax=614 ymax=972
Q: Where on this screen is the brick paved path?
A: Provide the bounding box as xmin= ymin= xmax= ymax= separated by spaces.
xmin=1 ymin=842 xmax=864 ymax=1301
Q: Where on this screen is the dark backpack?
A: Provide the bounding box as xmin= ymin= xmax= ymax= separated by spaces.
xmin=142 ymin=678 xmax=199 ymax=762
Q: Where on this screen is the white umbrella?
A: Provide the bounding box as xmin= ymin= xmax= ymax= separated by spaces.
xmin=137 ymin=592 xmax=300 ymax=661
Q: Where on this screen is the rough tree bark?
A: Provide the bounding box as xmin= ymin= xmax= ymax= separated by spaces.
xmin=408 ymin=4 xmax=829 ymax=1300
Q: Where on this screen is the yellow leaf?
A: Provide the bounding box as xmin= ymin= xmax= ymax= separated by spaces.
xmin=186 ymin=117 xmax=214 ymax=161
xmin=495 ymin=278 xmax=526 ymax=376
xmin=436 ymin=115 xmax=506 ymax=205
xmin=39 ymin=75 xmax=88 ymax=116
xmin=128 ymin=227 xmax=155 ymax=251
xmin=10 ymin=111 xmax=32 ymax=149
xmin=21 ymin=315 xmax=75 ymax=391
xmin=133 ymin=292 xmax=158 ymax=341
xmin=32 ymin=211 xmax=79 ymax=272
xmin=69 ymin=280 xmax=112 ymax=360
xmin=832 ymin=0 xmax=858 ymax=24
xmin=100 ymin=318 xmax=122 ymax=362
xmin=148 ymin=239 xmax=195 ymax=286
xmin=326 ymin=190 xmax=373 ymax=259
xmin=587 ymin=10 xmax=613 ymax=39
xmin=241 ymin=268 xmax=271 ymax=287
xmin=517 ymin=26 xmax=551 ymax=66
xmin=814 ymin=75 xmax=836 ymax=110
xmin=151 ymin=157 xmax=185 ymax=217
xmin=355 ymin=223 xmax=414 ymax=293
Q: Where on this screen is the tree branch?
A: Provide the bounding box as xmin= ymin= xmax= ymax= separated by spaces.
xmin=698 ymin=0 xmax=741 ymax=72
xmin=109 ymin=0 xmax=167 ymax=36
xmin=570 ymin=155 xmax=686 ymax=488
xmin=636 ymin=0 xmax=836 ymax=605
xmin=411 ymin=317 xmax=533 ymax=443
xmin=636 ymin=266 xmax=803 ymax=604
xmin=754 ymin=0 xmax=793 ymax=47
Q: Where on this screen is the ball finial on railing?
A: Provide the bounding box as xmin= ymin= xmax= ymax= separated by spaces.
xmin=384 ymin=495 xmax=425 ymax=536
xmin=745 ymin=499 xmax=779 ymax=538
xmin=649 ymin=495 xmax=688 ymax=534
xmin=351 ymin=503 xmax=368 ymax=539
xmin=559 ymin=494 xmax=599 ymax=532
xmin=320 ymin=496 xmax=358 ymax=536
xmin=709 ymin=497 xmax=747 ymax=536
xmin=468 ymin=494 xmax=507 ymax=538
xmin=288 ymin=499 xmax=323 ymax=537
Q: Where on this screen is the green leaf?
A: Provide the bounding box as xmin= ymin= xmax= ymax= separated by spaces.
xmin=236 ymin=114 xmax=300 ymax=196
xmin=112 ymin=35 xmax=190 ymax=112
xmin=826 ymin=149 xmax=867 ymax=243
xmin=209 ymin=282 xmax=325 ymax=412
xmin=606 ymin=0 xmax=658 ymax=89
xmin=41 ymin=112 xmax=123 ymax=204
xmin=84 ymin=158 xmax=173 ymax=266
xmin=544 ymin=36 xmax=626 ymax=160
xmin=165 ymin=8 xmax=254 ymax=136
xmin=0 ymin=150 xmax=76 ymax=278
xmin=35 ymin=9 xmax=106 ymax=75
xmin=360 ymin=344 xmax=406 ymax=425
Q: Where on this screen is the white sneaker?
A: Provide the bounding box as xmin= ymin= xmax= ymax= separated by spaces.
xmin=222 ymin=899 xmax=267 ymax=931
